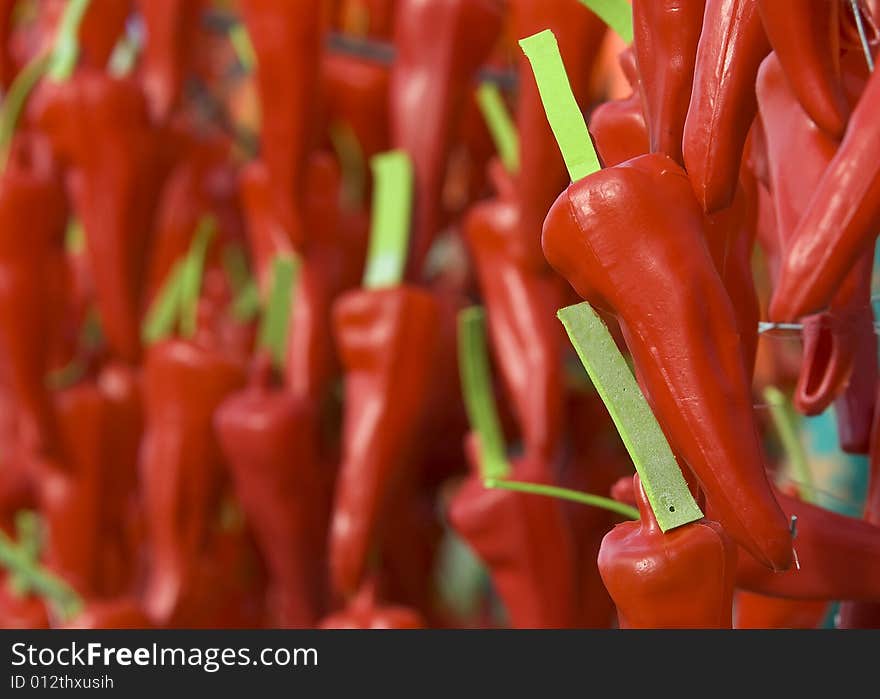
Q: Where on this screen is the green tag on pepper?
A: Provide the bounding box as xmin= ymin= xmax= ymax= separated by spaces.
xmin=363 ymin=150 xmax=414 ymax=289
xmin=578 ymin=0 xmax=634 ymax=43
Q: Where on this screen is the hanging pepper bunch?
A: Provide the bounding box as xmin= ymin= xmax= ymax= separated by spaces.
xmin=2 ymin=0 xmax=880 ymax=631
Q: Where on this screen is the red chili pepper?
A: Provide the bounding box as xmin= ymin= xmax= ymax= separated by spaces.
xmin=0 ymin=132 xmax=68 ymax=457
xmin=631 ymin=0 xmax=705 ymax=165
xmin=215 ymin=354 xmax=331 ymax=628
xmin=329 ymin=285 xmax=439 ymax=597
xmin=0 ymin=0 xmax=17 ymax=89
xmin=240 ymin=0 xmax=322 ymax=249
xmin=135 ymin=0 xmax=203 ymax=121
xmin=448 ymin=439 xmax=580 ymax=628
xmin=0 ymin=580 xmax=50 ymax=629
xmin=683 ymin=0 xmax=770 ymax=212
xmin=78 ymin=0 xmax=131 ymax=71
xmin=734 ymin=590 xmax=828 ymax=629
xmin=140 ymin=339 xmax=245 ymax=624
xmin=598 ymin=475 xmax=737 ymax=628
xmin=34 ymin=69 xmax=163 ymax=364
xmin=336 ymin=0 xmax=398 ymax=38
xmin=543 ymin=152 xmax=792 ymax=570
xmin=389 ymin=0 xmax=502 ymax=280
xmin=320 ymin=577 xmax=425 ymax=629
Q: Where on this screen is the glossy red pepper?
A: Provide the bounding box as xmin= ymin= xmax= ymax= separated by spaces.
xmin=140 ymin=339 xmax=245 ymax=624
xmin=598 ymin=475 xmax=737 ymax=628
xmin=136 ymin=0 xmax=203 ymax=121
xmin=734 ymin=590 xmax=828 ymax=629
xmin=240 ymin=0 xmax=322 ymax=249
xmin=320 ymin=578 xmax=425 ymax=629
xmin=683 ymin=0 xmax=770 ymax=212
xmin=34 ymin=69 xmax=163 ymax=364
xmin=631 ymin=0 xmax=705 ymax=165
xmin=0 ymin=132 xmax=68 ymax=457
xmin=329 ymin=285 xmax=439 ymax=597
xmin=215 ymin=354 xmax=331 ymax=628
xmin=389 ymin=0 xmax=503 ymax=280
xmin=543 ymin=153 xmax=792 ymax=570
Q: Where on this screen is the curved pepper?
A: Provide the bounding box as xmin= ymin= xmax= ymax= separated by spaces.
xmin=389 ymin=0 xmax=503 ymax=280
xmin=320 ymin=578 xmax=425 ymax=629
xmin=329 ymin=285 xmax=438 ymax=596
xmin=598 ymin=475 xmax=736 ymax=628
xmin=631 ymin=0 xmax=705 ymax=165
xmin=0 ymin=132 xmax=68 ymax=457
xmin=769 ymin=46 xmax=880 ymax=322
xmin=757 ymin=0 xmax=848 ymax=138
xmin=543 ymin=152 xmax=792 ymax=570
xmin=34 ymin=69 xmax=162 ymax=364
xmin=140 ymin=339 xmax=245 ymax=624
xmin=683 ymin=0 xmax=770 ymax=212
xmin=240 ymin=0 xmax=322 ymax=249
xmin=135 ymin=0 xmax=203 ymax=121
xmin=215 ymin=355 xmax=331 ymax=628
xmin=734 ymin=590 xmax=828 ymax=629
xmin=463 ymin=165 xmax=566 ymax=464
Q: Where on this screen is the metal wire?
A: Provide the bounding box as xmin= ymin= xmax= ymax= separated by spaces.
xmin=851 ymin=0 xmax=876 ymax=72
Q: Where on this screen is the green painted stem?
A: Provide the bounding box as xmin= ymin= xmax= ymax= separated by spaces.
xmin=363 ymin=150 xmax=414 ymax=289
xmin=47 ymin=0 xmax=92 ymax=82
xmin=457 ymin=307 xmax=510 ymax=480
xmin=476 ymin=83 xmax=519 ymax=174
xmin=518 ymin=30 xmax=600 ymax=183
xmin=179 ymin=216 xmax=217 ymax=339
xmin=142 ymin=259 xmax=186 ymax=345
xmin=557 ymin=303 xmax=703 ymax=531
xmin=578 ymin=0 xmax=634 ymax=43
xmin=485 ymin=478 xmax=640 ymax=519
xmin=257 ymin=254 xmax=298 ymax=369
xmin=764 ymin=386 xmax=816 ymax=505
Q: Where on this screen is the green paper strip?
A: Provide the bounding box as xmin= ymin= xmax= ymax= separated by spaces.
xmin=179 ymin=216 xmax=217 ymax=339
xmin=457 ymin=307 xmax=510 ymax=481
xmin=142 ymin=259 xmax=186 ymax=345
xmin=257 ymin=254 xmax=298 ymax=368
xmin=485 ymin=478 xmax=639 ymax=520
xmin=0 ymin=53 xmax=52 ymax=170
xmin=578 ymin=0 xmax=634 ymax=43
xmin=229 ymin=24 xmax=257 ymax=72
xmin=764 ymin=386 xmax=816 ymax=505
xmin=519 ymin=30 xmax=600 ymax=183
xmin=363 ymin=150 xmax=413 ymax=289
xmin=475 ymin=83 xmax=519 ymax=174
xmin=47 ymin=0 xmax=92 ymax=82
xmin=558 ymin=303 xmax=703 ymax=531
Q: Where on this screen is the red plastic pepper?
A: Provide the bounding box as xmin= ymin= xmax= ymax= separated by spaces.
xmin=631 ymin=0 xmax=705 ymax=165
xmin=0 ymin=132 xmax=68 ymax=457
xmin=598 ymin=475 xmax=737 ymax=628
xmin=240 ymin=0 xmax=322 ymax=249
xmin=320 ymin=578 xmax=425 ymax=629
xmin=215 ymin=354 xmax=331 ymax=628
xmin=389 ymin=0 xmax=503 ymax=280
xmin=683 ymin=0 xmax=770 ymax=212
xmin=140 ymin=339 xmax=245 ymax=624
xmin=329 ymin=285 xmax=439 ymax=596
xmin=543 ymin=152 xmax=792 ymax=570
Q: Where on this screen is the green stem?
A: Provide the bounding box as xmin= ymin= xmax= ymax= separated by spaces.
xmin=475 ymin=83 xmax=519 ymax=174
xmin=578 ymin=0 xmax=634 ymax=43
xmin=0 ymin=52 xmax=53 ymax=170
xmin=484 ymin=478 xmax=640 ymax=520
xmin=557 ymin=303 xmax=703 ymax=531
xmin=363 ymin=150 xmax=414 ymax=289
xmin=229 ymin=23 xmax=257 ymax=73
xmin=329 ymin=120 xmax=367 ymax=210
xmin=518 ymin=30 xmax=600 ymax=183
xmin=764 ymin=386 xmax=816 ymax=505
xmin=46 ymin=0 xmax=92 ymax=82
xmin=257 ymin=254 xmax=299 ymax=369
xmin=178 ymin=216 xmax=217 ymax=339
xmin=142 ymin=259 xmax=187 ymax=345
xmin=457 ymin=307 xmax=510 ymax=480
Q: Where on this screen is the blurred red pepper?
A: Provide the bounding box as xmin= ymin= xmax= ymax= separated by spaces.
xmin=734 ymin=590 xmax=828 ymax=629
xmin=0 ymin=0 xmax=16 ymax=89
xmin=599 ymin=475 xmax=736 ymax=628
xmin=543 ymin=153 xmax=792 ymax=570
xmin=64 ymin=598 xmax=151 ymax=629
xmin=631 ymin=0 xmax=705 ymax=165
xmin=320 ymin=577 xmax=425 ymax=628
xmin=78 ymin=0 xmax=131 ymax=70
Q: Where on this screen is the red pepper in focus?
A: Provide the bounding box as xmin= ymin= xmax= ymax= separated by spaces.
xmin=598 ymin=475 xmax=736 ymax=628
xmin=449 ymin=440 xmax=579 ymax=628
xmin=215 ymin=354 xmax=331 ymax=628
xmin=389 ymin=0 xmax=502 ymax=280
xmin=683 ymin=0 xmax=770 ymax=212
xmin=240 ymin=0 xmax=322 ymax=249
xmin=135 ymin=0 xmax=203 ymax=122
xmin=543 ymin=153 xmax=792 ymax=570
xmin=140 ymin=339 xmax=245 ymax=624
xmin=757 ymin=0 xmax=849 ymax=138
xmin=734 ymin=590 xmax=828 ymax=629
xmin=0 ymin=132 xmax=68 ymax=457
xmin=34 ymin=69 xmax=163 ymax=364
xmin=329 ymin=286 xmax=438 ymax=596
xmin=631 ymin=0 xmax=705 ymax=165
xmin=320 ymin=578 xmax=425 ymax=629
